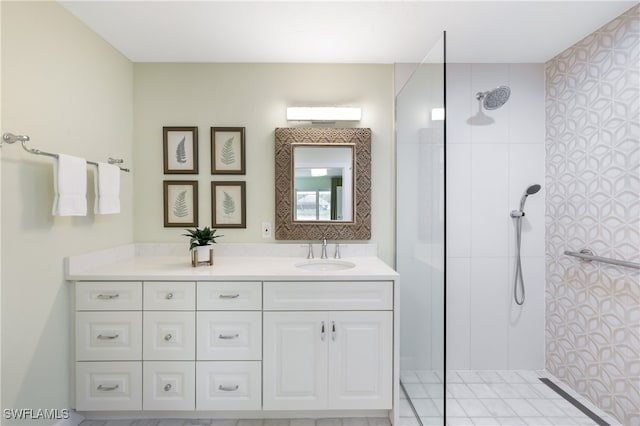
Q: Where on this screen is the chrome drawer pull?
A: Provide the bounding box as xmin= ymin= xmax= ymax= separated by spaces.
xmin=164 ymin=334 xmax=173 ymax=341
xmin=166 ymin=292 xmax=174 ymax=300
xmin=97 ymin=384 xmax=119 ymax=391
xmin=218 ymin=385 xmax=239 ymax=392
xmin=97 ymin=334 xmax=119 ymax=340
xmin=96 ymin=294 xmax=119 ymax=300
xmin=218 ymin=333 xmax=240 ymax=340
xmin=218 ymin=294 xmax=240 ymax=299
xmin=164 ymin=384 xmax=172 ymax=392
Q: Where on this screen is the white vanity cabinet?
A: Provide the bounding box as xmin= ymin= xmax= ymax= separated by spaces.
xmin=262 ymin=281 xmax=393 ymax=411
xmin=70 ymin=262 xmax=397 ymax=422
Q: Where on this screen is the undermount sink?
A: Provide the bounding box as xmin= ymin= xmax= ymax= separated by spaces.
xmin=295 ymin=259 xmax=356 ymax=271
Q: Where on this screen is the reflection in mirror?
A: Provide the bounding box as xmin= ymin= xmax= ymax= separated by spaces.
xmin=293 ymin=146 xmax=353 ymax=222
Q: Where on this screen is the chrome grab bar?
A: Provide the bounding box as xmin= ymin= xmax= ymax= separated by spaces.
xmin=564 ymin=249 xmax=640 ymax=270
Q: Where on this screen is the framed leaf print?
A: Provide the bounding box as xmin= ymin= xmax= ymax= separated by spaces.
xmin=164 ymin=180 xmax=198 ymax=227
xmin=211 ymin=127 xmax=245 ymax=174
xmin=163 ymin=126 xmax=198 ymax=174
xmin=212 ymin=181 xmax=246 ymax=228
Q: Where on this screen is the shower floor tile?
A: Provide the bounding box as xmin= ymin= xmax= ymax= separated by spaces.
xmin=400 ymin=370 xmax=623 ymax=426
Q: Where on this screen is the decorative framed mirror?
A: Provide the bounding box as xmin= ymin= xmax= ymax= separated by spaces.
xmin=274 ymin=127 xmax=371 ymax=240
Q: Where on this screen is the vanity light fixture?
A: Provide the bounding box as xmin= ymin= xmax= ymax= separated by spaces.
xmin=286 ymin=107 xmax=362 ymax=122
xmin=431 ymin=107 xmax=445 ymax=121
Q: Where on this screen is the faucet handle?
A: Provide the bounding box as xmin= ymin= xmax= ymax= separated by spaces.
xmin=307 ymin=243 xmax=314 ymax=259
xmin=334 ymin=243 xmax=341 ymax=259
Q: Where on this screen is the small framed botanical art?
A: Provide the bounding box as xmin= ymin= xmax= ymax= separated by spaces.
xmin=163 ymin=126 xmax=198 ymax=174
xmin=212 ymin=181 xmax=246 ymax=228
xmin=164 ymin=180 xmax=198 ymax=227
xmin=211 ymin=127 xmax=245 ymax=174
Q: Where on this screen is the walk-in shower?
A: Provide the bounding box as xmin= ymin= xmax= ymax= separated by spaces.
xmin=510 ymin=184 xmax=542 ymax=305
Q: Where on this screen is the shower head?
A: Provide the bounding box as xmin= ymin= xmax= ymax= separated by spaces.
xmin=519 ymin=184 xmax=541 ymax=211
xmin=476 ymin=85 xmax=511 ymax=110
xmin=525 ymin=184 xmax=541 ymax=195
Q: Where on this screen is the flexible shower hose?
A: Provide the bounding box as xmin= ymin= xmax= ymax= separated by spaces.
xmin=514 ymin=215 xmax=526 ymax=305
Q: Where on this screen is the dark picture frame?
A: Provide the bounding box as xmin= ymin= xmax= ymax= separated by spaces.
xmin=163 ymin=180 xmax=198 ymax=227
xmin=163 ymin=126 xmax=198 ymax=174
xmin=211 ymin=127 xmax=246 ymax=174
xmin=211 ymin=181 xmax=246 ymax=228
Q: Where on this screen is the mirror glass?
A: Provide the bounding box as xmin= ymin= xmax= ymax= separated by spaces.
xmin=293 ymin=146 xmax=353 ymax=222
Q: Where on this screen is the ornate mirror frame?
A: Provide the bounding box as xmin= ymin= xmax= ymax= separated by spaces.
xmin=275 ymin=127 xmax=371 ymax=240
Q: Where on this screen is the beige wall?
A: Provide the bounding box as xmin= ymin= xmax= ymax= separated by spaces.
xmin=1 ymin=1 xmax=134 ymax=420
xmin=133 ymin=63 xmax=395 ymax=264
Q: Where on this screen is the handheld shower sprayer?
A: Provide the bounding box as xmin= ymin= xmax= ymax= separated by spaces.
xmin=511 ymin=184 xmax=541 ymax=305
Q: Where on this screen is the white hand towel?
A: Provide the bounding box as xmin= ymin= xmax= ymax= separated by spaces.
xmin=94 ymin=162 xmax=121 ymax=215
xmin=52 ymin=154 xmax=87 ymax=216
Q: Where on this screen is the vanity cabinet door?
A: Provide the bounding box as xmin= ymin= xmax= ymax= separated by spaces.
xmin=76 ymin=281 xmax=142 ymax=311
xmin=143 ymin=361 xmax=195 ymax=411
xmin=76 ymin=361 xmax=142 ymax=411
xmin=143 ymin=281 xmax=195 ymax=310
xmin=263 ymin=312 xmax=328 ymax=410
xmin=196 ymin=361 xmax=261 ymax=410
xmin=328 ymin=311 xmax=393 ymax=409
xmin=196 ymin=312 xmax=261 ymax=360
xmin=143 ymin=312 xmax=196 ymax=360
xmin=76 ymin=312 xmax=142 ymax=361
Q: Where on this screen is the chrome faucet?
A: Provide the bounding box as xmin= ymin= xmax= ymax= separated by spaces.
xmin=334 ymin=243 xmax=341 ymax=259
xmin=321 ymin=238 xmax=328 ymax=259
xmin=307 ymin=242 xmax=314 ymax=259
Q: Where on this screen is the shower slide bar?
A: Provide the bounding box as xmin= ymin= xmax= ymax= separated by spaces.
xmin=1 ymin=133 xmax=130 ymax=172
xmin=564 ymin=248 xmax=640 ymax=270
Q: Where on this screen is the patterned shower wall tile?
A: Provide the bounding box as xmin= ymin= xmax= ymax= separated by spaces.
xmin=545 ymin=4 xmax=640 ymax=425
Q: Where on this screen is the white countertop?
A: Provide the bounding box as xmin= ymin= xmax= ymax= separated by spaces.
xmin=66 ymin=243 xmax=399 ymax=281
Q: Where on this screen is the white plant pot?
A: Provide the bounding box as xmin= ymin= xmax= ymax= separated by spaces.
xmin=191 ymin=245 xmax=213 ymax=266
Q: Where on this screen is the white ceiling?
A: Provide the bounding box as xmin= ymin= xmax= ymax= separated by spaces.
xmin=59 ymin=0 xmax=637 ymax=64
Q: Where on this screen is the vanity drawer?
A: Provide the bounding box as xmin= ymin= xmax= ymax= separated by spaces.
xmin=144 ymin=281 xmax=195 ymax=310
xmin=143 ymin=361 xmax=195 ymax=411
xmin=76 ymin=281 xmax=142 ymax=311
xmin=196 ymin=312 xmax=261 ymax=360
xmin=263 ymin=281 xmax=393 ymax=311
xmin=76 ymin=361 xmax=142 ymax=411
xmin=197 ymin=282 xmax=261 ymax=310
xmin=76 ymin=312 xmax=142 ymax=361
xmin=143 ymin=311 xmax=195 ymax=360
xmin=196 ymin=361 xmax=261 ymax=410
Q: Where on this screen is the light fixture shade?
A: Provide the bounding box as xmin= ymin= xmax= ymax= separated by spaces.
xmin=286 ymin=107 xmax=361 ymax=122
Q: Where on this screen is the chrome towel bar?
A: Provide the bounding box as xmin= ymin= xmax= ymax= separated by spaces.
xmin=564 ymin=248 xmax=640 ymax=270
xmin=1 ymin=132 xmax=130 ymax=172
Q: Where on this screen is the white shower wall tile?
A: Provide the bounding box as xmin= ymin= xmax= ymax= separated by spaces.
xmin=545 ymin=4 xmax=640 ymax=425
xmin=508 ymin=143 xmax=545 ymax=258
xmin=507 ymin=64 xmax=546 ymax=144
xmin=446 ymin=258 xmax=470 ymax=369
xmin=507 ymin=256 xmax=546 ymax=369
xmin=446 ymin=143 xmax=472 ymax=258
xmin=469 ymin=257 xmax=509 ymax=369
xmin=445 ymin=64 xmax=472 ymax=144
xmin=470 ymin=143 xmax=509 ymax=258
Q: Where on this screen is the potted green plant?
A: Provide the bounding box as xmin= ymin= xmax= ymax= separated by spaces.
xmin=182 ymin=226 xmax=223 ymax=266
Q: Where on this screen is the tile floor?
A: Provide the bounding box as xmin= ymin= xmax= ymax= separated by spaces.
xmin=80 ymin=419 xmax=392 ymax=426
xmin=398 ymin=370 xmax=622 ymax=426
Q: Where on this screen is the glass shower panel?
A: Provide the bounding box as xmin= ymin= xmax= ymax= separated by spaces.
xmin=396 ymin=34 xmax=445 ymax=424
